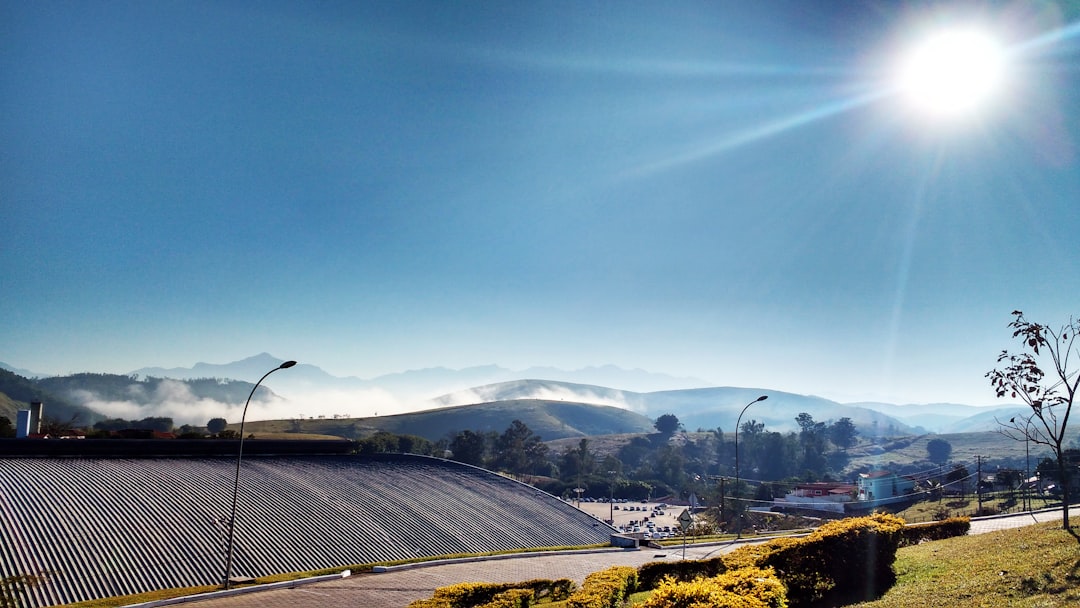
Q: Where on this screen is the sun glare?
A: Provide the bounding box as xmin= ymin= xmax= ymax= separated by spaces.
xmin=897 ymin=27 xmax=1006 ymax=120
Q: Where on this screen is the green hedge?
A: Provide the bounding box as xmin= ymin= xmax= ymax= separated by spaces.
xmin=898 ymin=516 xmax=970 ymax=546
xmin=409 ymin=513 xmax=957 ymax=608
xmin=481 ymin=588 xmax=534 ymax=608
xmin=406 ymin=578 xmax=574 ymax=608
xmin=566 ymin=566 xmax=637 ymax=608
xmin=641 ymin=566 xmax=787 ymax=608
xmin=722 ymin=513 xmax=906 ymax=607
xmin=638 ymin=554 xmax=728 ymax=590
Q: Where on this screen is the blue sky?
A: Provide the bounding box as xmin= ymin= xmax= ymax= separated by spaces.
xmin=4 ymin=1 xmax=1079 ymax=407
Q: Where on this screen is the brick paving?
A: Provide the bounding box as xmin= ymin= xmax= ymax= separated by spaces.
xmin=169 ymin=506 xmax=1079 ymax=608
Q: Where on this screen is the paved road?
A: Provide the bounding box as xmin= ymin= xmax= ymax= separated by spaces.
xmin=173 ymin=507 xmax=1079 ymax=608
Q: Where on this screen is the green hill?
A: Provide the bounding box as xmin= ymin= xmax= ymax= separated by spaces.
xmin=0 ymin=368 xmax=96 ymax=424
xmin=244 ymin=398 xmax=656 ymax=442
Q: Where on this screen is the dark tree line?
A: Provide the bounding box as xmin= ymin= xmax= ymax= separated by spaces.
xmin=355 ymin=412 xmax=863 ymax=502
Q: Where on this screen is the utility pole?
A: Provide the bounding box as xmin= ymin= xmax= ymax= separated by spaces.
xmin=977 ymin=455 xmax=983 ymax=513
xmin=719 ymin=477 xmax=726 ymax=526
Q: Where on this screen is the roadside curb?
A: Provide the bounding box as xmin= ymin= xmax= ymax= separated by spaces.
xmin=122 ymin=571 xmax=352 ymax=607
xmin=372 ymin=547 xmax=641 ymax=573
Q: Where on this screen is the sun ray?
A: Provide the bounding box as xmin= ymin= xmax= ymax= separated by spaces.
xmin=624 ymin=88 xmax=887 ymax=178
xmin=1012 ymin=19 xmax=1080 ymax=56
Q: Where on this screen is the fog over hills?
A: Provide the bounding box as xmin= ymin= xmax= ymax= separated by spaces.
xmin=2 ymin=354 xmax=1022 ymax=433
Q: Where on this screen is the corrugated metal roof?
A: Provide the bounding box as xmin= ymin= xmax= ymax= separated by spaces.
xmin=0 ymin=454 xmax=612 ymax=608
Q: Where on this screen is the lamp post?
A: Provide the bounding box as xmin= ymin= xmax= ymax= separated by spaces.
xmin=733 ymin=395 xmax=768 ymax=538
xmin=607 ymin=471 xmax=619 ymax=525
xmin=223 ymin=360 xmax=296 ymax=589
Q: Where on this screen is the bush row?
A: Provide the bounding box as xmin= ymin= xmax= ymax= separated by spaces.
xmin=405 ymin=578 xmax=574 ymax=608
xmin=412 ymin=514 xmax=959 ymax=608
xmin=637 ymin=554 xmax=728 ymax=590
xmin=720 ymin=512 xmax=906 ymax=607
xmin=565 ymin=566 xmax=638 ymax=608
xmin=897 ymin=516 xmax=970 ymax=546
xmin=642 ymin=566 xmax=788 ymax=608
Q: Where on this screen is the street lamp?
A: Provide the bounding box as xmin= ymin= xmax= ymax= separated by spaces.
xmin=223 ymin=360 xmax=296 ymax=589
xmin=608 ymin=471 xmax=618 ymax=524
xmin=733 ymin=395 xmax=768 ymax=538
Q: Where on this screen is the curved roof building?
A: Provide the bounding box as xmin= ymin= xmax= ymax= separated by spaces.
xmin=0 ymin=453 xmax=613 ymax=608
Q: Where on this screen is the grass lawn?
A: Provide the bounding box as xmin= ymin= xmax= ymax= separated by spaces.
xmin=851 ymin=522 xmax=1080 ymax=608
xmin=893 ymin=495 xmax=1059 ymax=523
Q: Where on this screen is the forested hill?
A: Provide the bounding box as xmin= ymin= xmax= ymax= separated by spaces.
xmin=0 ymin=369 xmax=94 ymax=423
xmin=0 ymin=370 xmax=266 ymax=427
xmin=245 ymin=399 xmax=657 ymax=442
xmin=34 ymin=373 xmax=269 ymax=405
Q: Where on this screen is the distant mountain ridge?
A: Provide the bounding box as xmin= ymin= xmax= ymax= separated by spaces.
xmin=1 ymin=355 xmax=1023 ymax=434
xmin=434 ymin=381 xmax=921 ymax=436
xmin=129 ymin=353 xmax=713 ymax=401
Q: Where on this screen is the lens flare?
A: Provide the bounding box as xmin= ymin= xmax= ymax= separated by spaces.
xmin=897 ymin=28 xmax=1006 ymax=119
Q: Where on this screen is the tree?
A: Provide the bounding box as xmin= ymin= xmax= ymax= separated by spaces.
xmin=740 ymin=419 xmax=765 ymax=436
xmin=650 ymin=445 xmax=687 ymax=488
xmin=357 ymin=431 xmax=400 ymax=454
xmin=829 ymin=417 xmax=859 ymax=450
xmin=795 ymin=413 xmax=828 ymax=477
xmin=926 ymin=438 xmax=952 ymax=465
xmin=654 ymin=414 xmax=682 ymax=435
xmin=207 ymin=418 xmax=228 ymax=434
xmin=989 ymin=310 xmax=1080 ymax=529
xmin=137 ymin=416 xmax=174 ymax=432
xmin=39 ymin=415 xmax=80 ymax=436
xmin=492 ymin=420 xmax=548 ymax=475
xmin=559 ymin=438 xmax=596 ymax=480
xmin=795 ymin=412 xmax=824 ymax=436
xmin=0 ymin=416 xmax=14 ymax=438
xmin=448 ymin=430 xmax=488 ymax=466
xmin=946 ymin=465 xmax=969 ymax=498
xmin=396 ymin=433 xmax=435 ymax=456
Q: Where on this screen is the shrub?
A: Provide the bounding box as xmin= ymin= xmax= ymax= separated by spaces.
xmin=641 ymin=567 xmax=786 ymax=608
xmin=898 ymin=517 xmax=970 ymax=546
xmin=566 ymin=566 xmax=637 ymax=608
xmin=637 ymin=555 xmax=727 ymax=590
xmin=427 ymin=582 xmax=515 ymax=607
xmin=481 ymin=588 xmax=533 ymax=608
xmin=407 ymin=578 xmax=574 ymax=608
xmin=722 ymin=513 xmax=905 ymax=608
xmin=710 ymin=567 xmax=788 ymax=608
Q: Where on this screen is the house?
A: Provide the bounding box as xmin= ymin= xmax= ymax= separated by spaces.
xmin=857 ymin=470 xmax=915 ymax=502
xmin=773 ymin=482 xmax=855 ymax=514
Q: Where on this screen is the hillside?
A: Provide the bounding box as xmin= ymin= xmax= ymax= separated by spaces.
xmin=244 ymin=398 xmax=657 ymax=442
xmin=34 ymin=373 xmax=272 ymax=407
xmin=435 ymin=381 xmax=922 ymax=437
xmin=856 ymin=521 xmax=1080 ymax=607
xmin=0 ymin=369 xmax=281 ymax=431
xmin=0 ymin=368 xmax=97 ymax=424
xmin=0 ymin=358 xmax=1035 ymax=447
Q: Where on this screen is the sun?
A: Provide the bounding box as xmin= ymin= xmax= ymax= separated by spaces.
xmin=896 ymin=27 xmax=1007 ymax=120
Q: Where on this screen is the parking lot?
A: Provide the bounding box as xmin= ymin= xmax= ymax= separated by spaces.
xmin=570 ymin=498 xmax=690 ymax=539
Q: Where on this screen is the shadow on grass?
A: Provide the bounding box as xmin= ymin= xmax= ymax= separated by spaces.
xmin=1068 ymin=525 xmax=1080 ymax=544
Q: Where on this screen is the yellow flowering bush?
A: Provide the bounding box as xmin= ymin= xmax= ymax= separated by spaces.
xmin=721 ymin=513 xmax=905 ymax=607
xmin=566 ymin=566 xmax=638 ymax=608
xmin=641 ymin=566 xmax=787 ymax=608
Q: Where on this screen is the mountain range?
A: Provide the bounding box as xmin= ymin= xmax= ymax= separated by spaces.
xmin=1 ymin=354 xmax=1026 ymax=436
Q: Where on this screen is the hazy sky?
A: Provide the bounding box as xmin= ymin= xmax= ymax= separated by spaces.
xmin=4 ymin=1 xmax=1079 ymax=406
